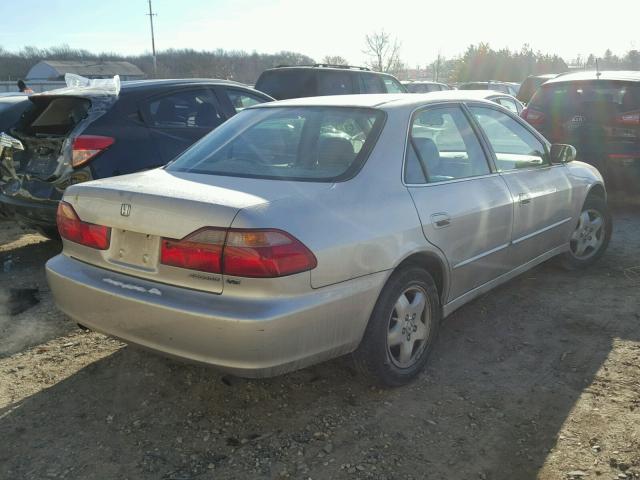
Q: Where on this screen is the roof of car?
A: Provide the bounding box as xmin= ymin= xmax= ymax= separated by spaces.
xmin=252 ymin=90 xmax=507 ymax=110
xmin=544 ymin=70 xmax=640 ymax=85
xmin=120 ymin=78 xmax=249 ymax=90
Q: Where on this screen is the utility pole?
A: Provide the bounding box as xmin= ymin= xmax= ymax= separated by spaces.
xmin=146 ymin=0 xmax=157 ymax=76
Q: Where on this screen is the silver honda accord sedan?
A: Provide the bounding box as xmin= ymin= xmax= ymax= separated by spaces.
xmin=46 ymin=91 xmax=611 ymax=386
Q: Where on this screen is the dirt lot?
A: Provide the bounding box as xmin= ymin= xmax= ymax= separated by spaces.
xmin=1 ymin=208 xmax=639 ymax=480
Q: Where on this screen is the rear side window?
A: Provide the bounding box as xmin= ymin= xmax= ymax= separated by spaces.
xmin=405 ymin=105 xmax=490 ymax=183
xmin=317 ymin=71 xmax=354 ymax=96
xmin=382 ymin=76 xmax=405 ymax=93
xmin=22 ymin=97 xmax=90 ymax=135
xmin=225 ymin=88 xmax=267 ymax=113
xmin=470 ymin=106 xmax=547 ymax=171
xmin=167 ymin=106 xmax=385 ymax=181
xmin=146 ymin=89 xmax=223 ymax=128
xmin=255 ymin=70 xmax=316 ymax=100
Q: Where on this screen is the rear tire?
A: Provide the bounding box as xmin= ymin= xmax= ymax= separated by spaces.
xmin=561 ymin=194 xmax=612 ymax=270
xmin=36 ymin=225 xmax=61 ymax=241
xmin=353 ymin=266 xmax=441 ymax=387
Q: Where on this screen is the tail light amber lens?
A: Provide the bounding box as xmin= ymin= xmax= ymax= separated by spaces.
xmin=223 ymin=229 xmax=317 ymax=277
xmin=56 ymin=201 xmax=111 ymax=250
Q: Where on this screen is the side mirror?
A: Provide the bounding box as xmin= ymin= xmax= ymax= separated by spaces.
xmin=550 ymin=144 xmax=576 ymax=164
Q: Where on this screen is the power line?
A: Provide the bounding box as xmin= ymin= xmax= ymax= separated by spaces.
xmin=146 ymin=0 xmax=157 ymax=76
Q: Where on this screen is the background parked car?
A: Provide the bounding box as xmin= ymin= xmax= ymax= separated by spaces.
xmin=458 ymin=81 xmax=520 ymax=96
xmin=517 ymin=73 xmax=560 ymax=104
xmin=0 ymin=79 xmax=273 ymax=237
xmin=521 ymin=70 xmax=640 ymax=192
xmin=254 ymin=64 xmax=406 ymax=100
xmin=402 ymin=81 xmax=451 ymax=93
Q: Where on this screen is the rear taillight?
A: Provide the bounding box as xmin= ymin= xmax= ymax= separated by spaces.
xmin=72 ymin=135 xmax=115 ymax=168
xmin=56 ymin=201 xmax=111 ymax=250
xmin=521 ymin=107 xmax=545 ymax=126
xmin=160 ymin=228 xmax=225 ymax=274
xmin=160 ymin=228 xmax=317 ymax=278
xmin=223 ymin=229 xmax=317 ymax=277
xmin=614 ymin=110 xmax=640 ymax=126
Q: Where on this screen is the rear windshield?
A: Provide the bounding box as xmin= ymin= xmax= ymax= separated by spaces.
xmin=21 ymin=96 xmax=91 ymax=135
xmin=255 ymin=70 xmax=317 ymax=100
xmin=529 ymin=80 xmax=640 ymax=117
xmin=167 ymin=106 xmax=386 ymax=182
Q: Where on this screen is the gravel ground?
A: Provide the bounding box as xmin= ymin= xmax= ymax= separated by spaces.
xmin=0 ymin=207 xmax=639 ymax=480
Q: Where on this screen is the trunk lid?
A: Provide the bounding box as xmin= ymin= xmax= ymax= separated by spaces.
xmin=63 ymin=168 xmax=330 ymax=293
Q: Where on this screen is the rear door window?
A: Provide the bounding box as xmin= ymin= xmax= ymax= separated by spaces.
xmin=317 ymin=71 xmax=354 ymax=96
xmin=405 ymin=105 xmax=490 ymax=183
xmin=146 ymin=89 xmax=224 ymax=129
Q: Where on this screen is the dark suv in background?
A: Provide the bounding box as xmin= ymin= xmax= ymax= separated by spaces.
xmin=521 ymin=71 xmax=640 ymax=192
xmin=0 ymin=79 xmax=272 ymax=236
xmin=255 ymin=64 xmax=406 ymax=100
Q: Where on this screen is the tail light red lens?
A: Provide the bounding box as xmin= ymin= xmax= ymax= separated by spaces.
xmin=521 ymin=108 xmax=545 ymax=126
xmin=223 ymin=230 xmax=317 ymax=277
xmin=56 ymin=201 xmax=111 ymax=250
xmin=160 ymin=228 xmax=317 ymax=278
xmin=614 ymin=110 xmax=640 ymax=126
xmin=160 ymin=228 xmax=225 ymax=274
xmin=72 ymin=135 xmax=115 ymax=168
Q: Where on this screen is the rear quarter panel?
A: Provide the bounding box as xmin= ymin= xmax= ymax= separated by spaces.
xmin=230 ymin=107 xmax=434 ymax=289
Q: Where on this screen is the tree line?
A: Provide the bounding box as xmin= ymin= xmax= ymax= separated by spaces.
xmin=0 ymin=45 xmax=314 ymax=84
xmin=1 ymin=41 xmax=639 ymax=85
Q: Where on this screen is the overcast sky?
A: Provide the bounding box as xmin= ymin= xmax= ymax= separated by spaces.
xmin=2 ymin=0 xmax=638 ymax=66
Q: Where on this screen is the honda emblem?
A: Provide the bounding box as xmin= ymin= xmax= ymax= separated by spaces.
xmin=120 ymin=204 xmax=131 ymax=217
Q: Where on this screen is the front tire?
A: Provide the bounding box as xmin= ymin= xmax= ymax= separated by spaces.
xmin=561 ymin=194 xmax=612 ymax=270
xmin=353 ymin=266 xmax=441 ymax=387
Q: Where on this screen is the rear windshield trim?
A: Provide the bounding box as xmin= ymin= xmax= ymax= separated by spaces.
xmin=167 ymin=106 xmax=387 ymax=183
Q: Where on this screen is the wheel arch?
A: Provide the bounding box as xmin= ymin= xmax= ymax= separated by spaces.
xmin=392 ymin=251 xmax=449 ymax=306
xmin=586 ymin=182 xmax=607 ymax=202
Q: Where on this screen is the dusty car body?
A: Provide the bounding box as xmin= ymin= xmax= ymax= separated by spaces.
xmin=46 ymin=91 xmax=611 ymax=385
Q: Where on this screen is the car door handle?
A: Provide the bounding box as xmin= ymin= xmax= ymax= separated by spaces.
xmin=431 ymin=213 xmax=451 ymax=228
xmin=518 ymin=193 xmax=532 ymax=205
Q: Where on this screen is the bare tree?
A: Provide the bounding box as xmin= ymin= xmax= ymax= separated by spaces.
xmin=321 ymin=55 xmax=349 ymax=66
xmin=363 ymin=30 xmax=403 ymax=74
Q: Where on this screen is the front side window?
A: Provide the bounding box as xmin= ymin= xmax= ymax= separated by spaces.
xmin=147 ymin=89 xmax=223 ymax=128
xmin=405 ymin=105 xmax=490 ymax=184
xmin=225 ymin=89 xmax=267 ymax=113
xmin=470 ymin=106 xmax=547 ymax=171
xmin=167 ymin=107 xmax=385 ymax=181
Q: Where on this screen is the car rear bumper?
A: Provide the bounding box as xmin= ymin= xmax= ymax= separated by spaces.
xmin=46 ymin=254 xmax=386 ymax=377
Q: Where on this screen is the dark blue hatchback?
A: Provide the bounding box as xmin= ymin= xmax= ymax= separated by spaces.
xmin=0 ymin=79 xmax=272 ymax=237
